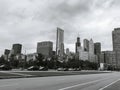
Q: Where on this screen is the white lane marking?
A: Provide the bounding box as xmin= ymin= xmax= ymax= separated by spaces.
xmin=0 ymin=83 xmax=18 ymax=87
xmin=58 ymin=78 xmax=108 ymax=90
xmin=99 ymin=78 xmax=120 ymax=90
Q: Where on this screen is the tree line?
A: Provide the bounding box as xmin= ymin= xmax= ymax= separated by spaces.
xmin=0 ymin=53 xmax=99 ymax=70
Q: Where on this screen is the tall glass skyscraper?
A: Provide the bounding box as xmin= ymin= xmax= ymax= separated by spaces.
xmin=56 ymin=27 xmax=64 ymax=59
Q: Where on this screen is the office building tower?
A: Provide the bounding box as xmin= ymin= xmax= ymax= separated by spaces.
xmin=79 ymin=50 xmax=89 ymax=61
xmin=83 ymin=39 xmax=89 ymax=51
xmin=100 ymin=52 xmax=105 ymax=63
xmin=56 ymin=27 xmax=64 ymax=58
xmin=12 ymin=44 xmax=22 ymax=55
xmin=89 ymin=39 xmax=94 ymax=54
xmin=89 ymin=39 xmax=96 ymax=62
xmin=94 ymin=42 xmax=101 ymax=63
xmin=66 ymin=48 xmax=70 ymax=55
xmin=103 ymin=51 xmax=116 ymax=66
xmin=112 ymin=28 xmax=120 ymax=67
xmin=94 ymin=42 xmax=101 ymax=55
xmin=75 ymin=36 xmax=81 ymax=53
xmin=4 ymin=49 xmax=10 ymax=61
xmin=4 ymin=49 xmax=10 ymax=55
xmin=37 ymin=41 xmax=53 ymax=57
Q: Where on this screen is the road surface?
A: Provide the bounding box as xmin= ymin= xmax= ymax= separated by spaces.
xmin=0 ymin=72 xmax=120 ymax=90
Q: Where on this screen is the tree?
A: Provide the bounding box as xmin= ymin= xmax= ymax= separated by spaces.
xmin=35 ymin=53 xmax=45 ymax=66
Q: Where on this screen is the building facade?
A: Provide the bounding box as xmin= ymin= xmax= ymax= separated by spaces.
xmin=75 ymin=37 xmax=81 ymax=53
xmin=94 ymin=43 xmax=101 ymax=55
xmin=56 ymin=27 xmax=64 ymax=60
xmin=12 ymin=44 xmax=22 ymax=55
xmin=112 ymin=28 xmax=120 ymax=67
xmin=26 ymin=53 xmax=38 ymax=61
xmin=79 ymin=49 xmax=89 ymax=61
xmin=103 ymin=51 xmax=116 ymax=65
xmin=83 ymin=39 xmax=89 ymax=52
xmin=94 ymin=42 xmax=101 ymax=63
xmin=37 ymin=41 xmax=53 ymax=57
xmin=4 ymin=49 xmax=10 ymax=55
xmin=89 ymin=39 xmax=96 ymax=62
xmin=4 ymin=49 xmax=10 ymax=61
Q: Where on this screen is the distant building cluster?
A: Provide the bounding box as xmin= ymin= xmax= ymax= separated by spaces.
xmin=2 ymin=27 xmax=120 ymax=70
xmin=4 ymin=44 xmax=24 ymax=62
xmin=75 ymin=37 xmax=100 ymax=63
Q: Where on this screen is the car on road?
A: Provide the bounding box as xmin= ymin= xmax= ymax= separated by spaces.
xmin=57 ymin=68 xmax=65 ymax=71
xmin=74 ymin=68 xmax=81 ymax=71
xmin=39 ymin=66 xmax=48 ymax=71
xmin=57 ymin=68 xmax=68 ymax=71
xmin=27 ymin=66 xmax=39 ymax=71
xmin=68 ymin=68 xmax=81 ymax=71
xmin=0 ymin=64 xmax=12 ymax=70
xmin=68 ymin=68 xmax=75 ymax=71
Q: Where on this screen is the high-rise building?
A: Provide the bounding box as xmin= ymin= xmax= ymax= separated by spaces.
xmin=112 ymin=28 xmax=120 ymax=67
xmin=83 ymin=39 xmax=89 ymax=51
xmin=4 ymin=49 xmax=10 ymax=61
xmin=66 ymin=48 xmax=70 ymax=56
xmin=56 ymin=27 xmax=64 ymax=58
xmin=100 ymin=52 xmax=105 ymax=63
xmin=12 ymin=44 xmax=22 ymax=55
xmin=79 ymin=50 xmax=89 ymax=61
xmin=89 ymin=39 xmax=94 ymax=54
xmin=4 ymin=49 xmax=10 ymax=55
xmin=75 ymin=36 xmax=81 ymax=53
xmin=89 ymin=39 xmax=96 ymax=62
xmin=94 ymin=42 xmax=101 ymax=63
xmin=94 ymin=43 xmax=101 ymax=55
xmin=37 ymin=41 xmax=53 ymax=57
xmin=103 ymin=51 xmax=116 ymax=66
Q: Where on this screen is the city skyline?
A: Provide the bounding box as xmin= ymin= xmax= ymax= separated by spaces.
xmin=0 ymin=0 xmax=120 ymax=54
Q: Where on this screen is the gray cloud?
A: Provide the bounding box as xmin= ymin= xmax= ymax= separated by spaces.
xmin=0 ymin=0 xmax=119 ymax=54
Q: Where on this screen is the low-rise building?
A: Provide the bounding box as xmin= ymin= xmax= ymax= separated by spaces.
xmin=26 ymin=53 xmax=38 ymax=61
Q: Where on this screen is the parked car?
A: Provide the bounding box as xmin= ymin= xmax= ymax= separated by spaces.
xmin=74 ymin=68 xmax=81 ymax=71
xmin=27 ymin=66 xmax=39 ymax=71
xmin=0 ymin=65 xmax=12 ymax=70
xmin=57 ymin=68 xmax=65 ymax=71
xmin=57 ymin=68 xmax=68 ymax=71
xmin=64 ymin=68 xmax=69 ymax=71
xmin=39 ymin=66 xmax=48 ymax=71
xmin=68 ymin=68 xmax=75 ymax=71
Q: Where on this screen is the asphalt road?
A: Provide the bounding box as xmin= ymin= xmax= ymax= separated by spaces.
xmin=0 ymin=72 xmax=120 ymax=90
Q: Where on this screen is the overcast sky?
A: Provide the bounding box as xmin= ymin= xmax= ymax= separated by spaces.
xmin=0 ymin=0 xmax=120 ymax=54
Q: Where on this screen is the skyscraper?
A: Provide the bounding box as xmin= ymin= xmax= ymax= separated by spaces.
xmin=12 ymin=44 xmax=22 ymax=55
xmin=89 ymin=39 xmax=95 ymax=62
xmin=94 ymin=42 xmax=101 ymax=63
xmin=56 ymin=27 xmax=64 ymax=58
xmin=4 ymin=49 xmax=10 ymax=61
xmin=75 ymin=36 xmax=81 ymax=53
xmin=83 ymin=39 xmax=89 ymax=51
xmin=112 ymin=28 xmax=120 ymax=67
xmin=89 ymin=39 xmax=94 ymax=54
xmin=66 ymin=48 xmax=70 ymax=56
xmin=4 ymin=49 xmax=10 ymax=55
xmin=103 ymin=51 xmax=116 ymax=66
xmin=94 ymin=42 xmax=101 ymax=55
xmin=37 ymin=41 xmax=53 ymax=57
